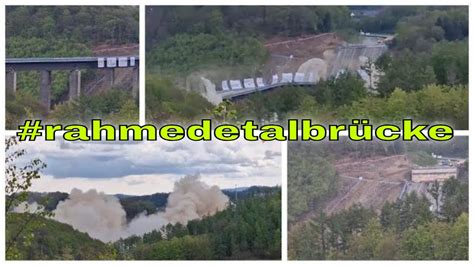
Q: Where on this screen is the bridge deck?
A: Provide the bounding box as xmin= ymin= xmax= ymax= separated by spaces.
xmin=218 ymin=81 xmax=316 ymax=99
xmin=6 ymin=56 xmax=140 ymax=71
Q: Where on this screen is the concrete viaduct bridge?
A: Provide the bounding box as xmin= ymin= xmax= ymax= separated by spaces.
xmin=6 ymin=56 xmax=139 ymax=110
xmin=217 ymin=72 xmax=318 ymax=100
xmin=216 ymin=42 xmax=388 ymax=101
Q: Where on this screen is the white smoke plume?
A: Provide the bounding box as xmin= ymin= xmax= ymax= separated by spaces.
xmin=51 ymin=174 xmax=229 ymax=242
xmin=164 ymin=174 xmax=229 ymax=224
xmin=53 ymin=188 xmax=127 ymax=242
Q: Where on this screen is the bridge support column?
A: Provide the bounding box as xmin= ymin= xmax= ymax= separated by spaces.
xmin=69 ymin=70 xmax=81 ymax=100
xmin=132 ymin=67 xmax=139 ymax=98
xmin=6 ymin=70 xmax=17 ymax=95
xmin=105 ymin=68 xmax=115 ymax=87
xmin=40 ymin=70 xmax=51 ymax=111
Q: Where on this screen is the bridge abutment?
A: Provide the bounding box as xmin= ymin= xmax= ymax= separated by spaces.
xmin=6 ymin=70 xmax=17 ymax=95
xmin=39 ymin=70 xmax=51 ymax=111
xmin=68 ymin=70 xmax=81 ymax=100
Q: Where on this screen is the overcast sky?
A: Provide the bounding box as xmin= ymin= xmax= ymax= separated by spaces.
xmin=12 ymin=139 xmax=281 ymax=195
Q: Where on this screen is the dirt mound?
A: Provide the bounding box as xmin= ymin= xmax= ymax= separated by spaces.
xmin=264 ymin=33 xmax=342 ymax=58
xmin=334 ymin=155 xmax=411 ymax=181
xmin=93 ymin=44 xmax=139 ymax=56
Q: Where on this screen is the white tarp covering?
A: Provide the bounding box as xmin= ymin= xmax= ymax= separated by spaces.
xmin=97 ymin=58 xmax=105 ymax=68
xmin=271 ymin=74 xmax=279 ymax=84
xmin=107 ymin=57 xmax=117 ymax=68
xmin=243 ymin=78 xmax=256 ymax=89
xmin=294 ymin=72 xmax=305 ymax=82
xmin=281 ymin=73 xmax=293 ymax=83
xmin=118 ymin=57 xmax=128 ymax=67
xmin=230 ymin=80 xmax=243 ymax=90
xmin=129 ymin=57 xmax=136 ymax=67
xmin=221 ymin=80 xmax=230 ymax=91
xmin=256 ymin=77 xmax=265 ymax=88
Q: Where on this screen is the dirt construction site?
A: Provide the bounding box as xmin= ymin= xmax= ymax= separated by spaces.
xmin=323 ymin=155 xmax=413 ymax=214
xmin=261 ymin=33 xmax=343 ymax=78
xmin=259 ymin=32 xmax=386 ymax=83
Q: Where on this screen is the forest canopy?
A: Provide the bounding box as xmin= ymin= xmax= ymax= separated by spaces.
xmin=145 ymin=6 xmax=468 ymax=129
xmin=288 ymin=139 xmax=468 ymax=260
xmin=6 ymin=6 xmax=140 ymax=129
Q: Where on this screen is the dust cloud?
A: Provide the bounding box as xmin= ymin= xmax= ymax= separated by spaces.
xmin=51 ymin=174 xmax=229 ymax=242
xmin=53 ymin=188 xmax=127 ymax=242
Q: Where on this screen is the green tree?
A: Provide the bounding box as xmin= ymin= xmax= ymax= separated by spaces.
xmin=441 ymin=177 xmax=468 ymax=221
xmin=5 ymin=137 xmax=47 ymax=259
xmin=377 ymin=52 xmax=437 ymax=96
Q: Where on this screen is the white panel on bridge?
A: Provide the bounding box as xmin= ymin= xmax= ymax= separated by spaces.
xmin=256 ymin=77 xmax=265 ymax=88
xmin=221 ymin=80 xmax=230 ymax=91
xmin=307 ymin=72 xmax=318 ymax=83
xmin=294 ymin=72 xmax=305 ymax=82
xmin=271 ymin=74 xmax=279 ymax=84
xmin=107 ymin=57 xmax=117 ymax=68
xmin=243 ymin=78 xmax=256 ymax=89
xmin=130 ymin=57 xmax=136 ymax=67
xmin=229 ymin=80 xmax=243 ymax=90
xmin=118 ymin=57 xmax=128 ymax=67
xmin=97 ymin=58 xmax=105 ymax=68
xmin=281 ymin=73 xmax=293 ymax=83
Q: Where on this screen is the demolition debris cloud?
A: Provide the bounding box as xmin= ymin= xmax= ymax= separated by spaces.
xmin=19 ymin=175 xmax=229 ymax=242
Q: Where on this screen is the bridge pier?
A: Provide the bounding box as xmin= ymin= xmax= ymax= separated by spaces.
xmin=68 ymin=70 xmax=81 ymax=100
xmin=7 ymin=56 xmax=140 ymax=108
xmin=40 ymin=70 xmax=51 ymax=111
xmin=6 ymin=70 xmax=17 ymax=95
xmin=105 ymin=68 xmax=116 ymax=87
xmin=132 ymin=67 xmax=139 ymax=98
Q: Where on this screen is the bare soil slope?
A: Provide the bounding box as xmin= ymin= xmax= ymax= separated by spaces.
xmin=83 ymin=44 xmax=139 ymax=95
xmin=262 ymin=33 xmax=343 ymax=78
xmin=324 ymin=155 xmax=411 ymax=214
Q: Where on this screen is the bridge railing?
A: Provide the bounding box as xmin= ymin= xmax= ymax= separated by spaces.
xmin=6 ymin=56 xmax=139 ymax=71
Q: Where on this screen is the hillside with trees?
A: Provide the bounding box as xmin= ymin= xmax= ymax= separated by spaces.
xmin=115 ymin=191 xmax=281 ymax=260
xmin=6 ymin=6 xmax=139 ymax=129
xmin=288 ymin=139 xmax=468 ymax=260
xmin=6 ymin=190 xmax=281 ymax=260
xmin=146 ymin=6 xmax=468 ymax=129
xmin=7 ymin=213 xmax=117 ymax=260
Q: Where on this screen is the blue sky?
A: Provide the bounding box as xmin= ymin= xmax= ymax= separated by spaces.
xmin=14 ymin=139 xmax=281 ymax=195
